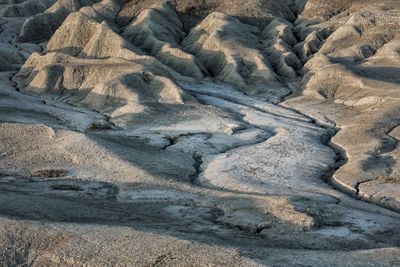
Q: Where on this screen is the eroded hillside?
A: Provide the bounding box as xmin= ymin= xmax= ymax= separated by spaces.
xmin=0 ymin=0 xmax=399 ymax=265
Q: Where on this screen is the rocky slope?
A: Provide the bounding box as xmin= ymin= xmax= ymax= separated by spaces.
xmin=285 ymin=0 xmax=400 ymax=211
xmin=0 ymin=0 xmax=399 ymax=265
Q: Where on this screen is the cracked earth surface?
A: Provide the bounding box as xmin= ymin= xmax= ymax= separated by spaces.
xmin=0 ymin=0 xmax=400 ymax=265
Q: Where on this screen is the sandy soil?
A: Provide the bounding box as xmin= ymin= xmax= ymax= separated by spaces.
xmin=0 ymin=0 xmax=399 ymax=265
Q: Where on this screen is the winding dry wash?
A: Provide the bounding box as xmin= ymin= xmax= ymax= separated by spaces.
xmin=0 ymin=0 xmax=400 ymax=265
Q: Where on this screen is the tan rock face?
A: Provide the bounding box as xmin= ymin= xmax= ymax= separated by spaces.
xmin=0 ymin=0 xmax=400 ymax=265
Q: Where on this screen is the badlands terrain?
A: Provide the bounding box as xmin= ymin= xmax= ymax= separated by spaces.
xmin=0 ymin=0 xmax=400 ymax=265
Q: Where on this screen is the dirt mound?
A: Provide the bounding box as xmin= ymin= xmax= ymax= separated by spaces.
xmin=184 ymin=12 xmax=293 ymax=100
xmin=117 ymin=0 xmax=296 ymax=30
xmin=284 ymin=0 xmax=400 ymax=210
xmin=16 ymin=0 xmax=97 ymax=43
xmin=121 ymin=2 xmax=205 ymax=78
xmin=15 ymin=51 xmax=194 ymax=126
xmin=0 ymin=0 xmax=56 ymax=17
xmin=15 ymin=4 xmax=200 ymax=127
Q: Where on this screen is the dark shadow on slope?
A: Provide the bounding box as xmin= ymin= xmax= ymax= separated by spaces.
xmin=0 ymin=172 xmax=392 ymax=252
xmin=0 ymin=0 xmax=56 ymax=17
xmin=0 ymin=106 xmax=67 ymax=127
xmin=347 ymin=65 xmax=400 ymax=85
xmin=116 ymin=0 xmax=294 ymax=33
xmin=180 ymin=23 xmax=289 ymax=97
xmin=15 ymin=0 xmax=102 ymax=43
